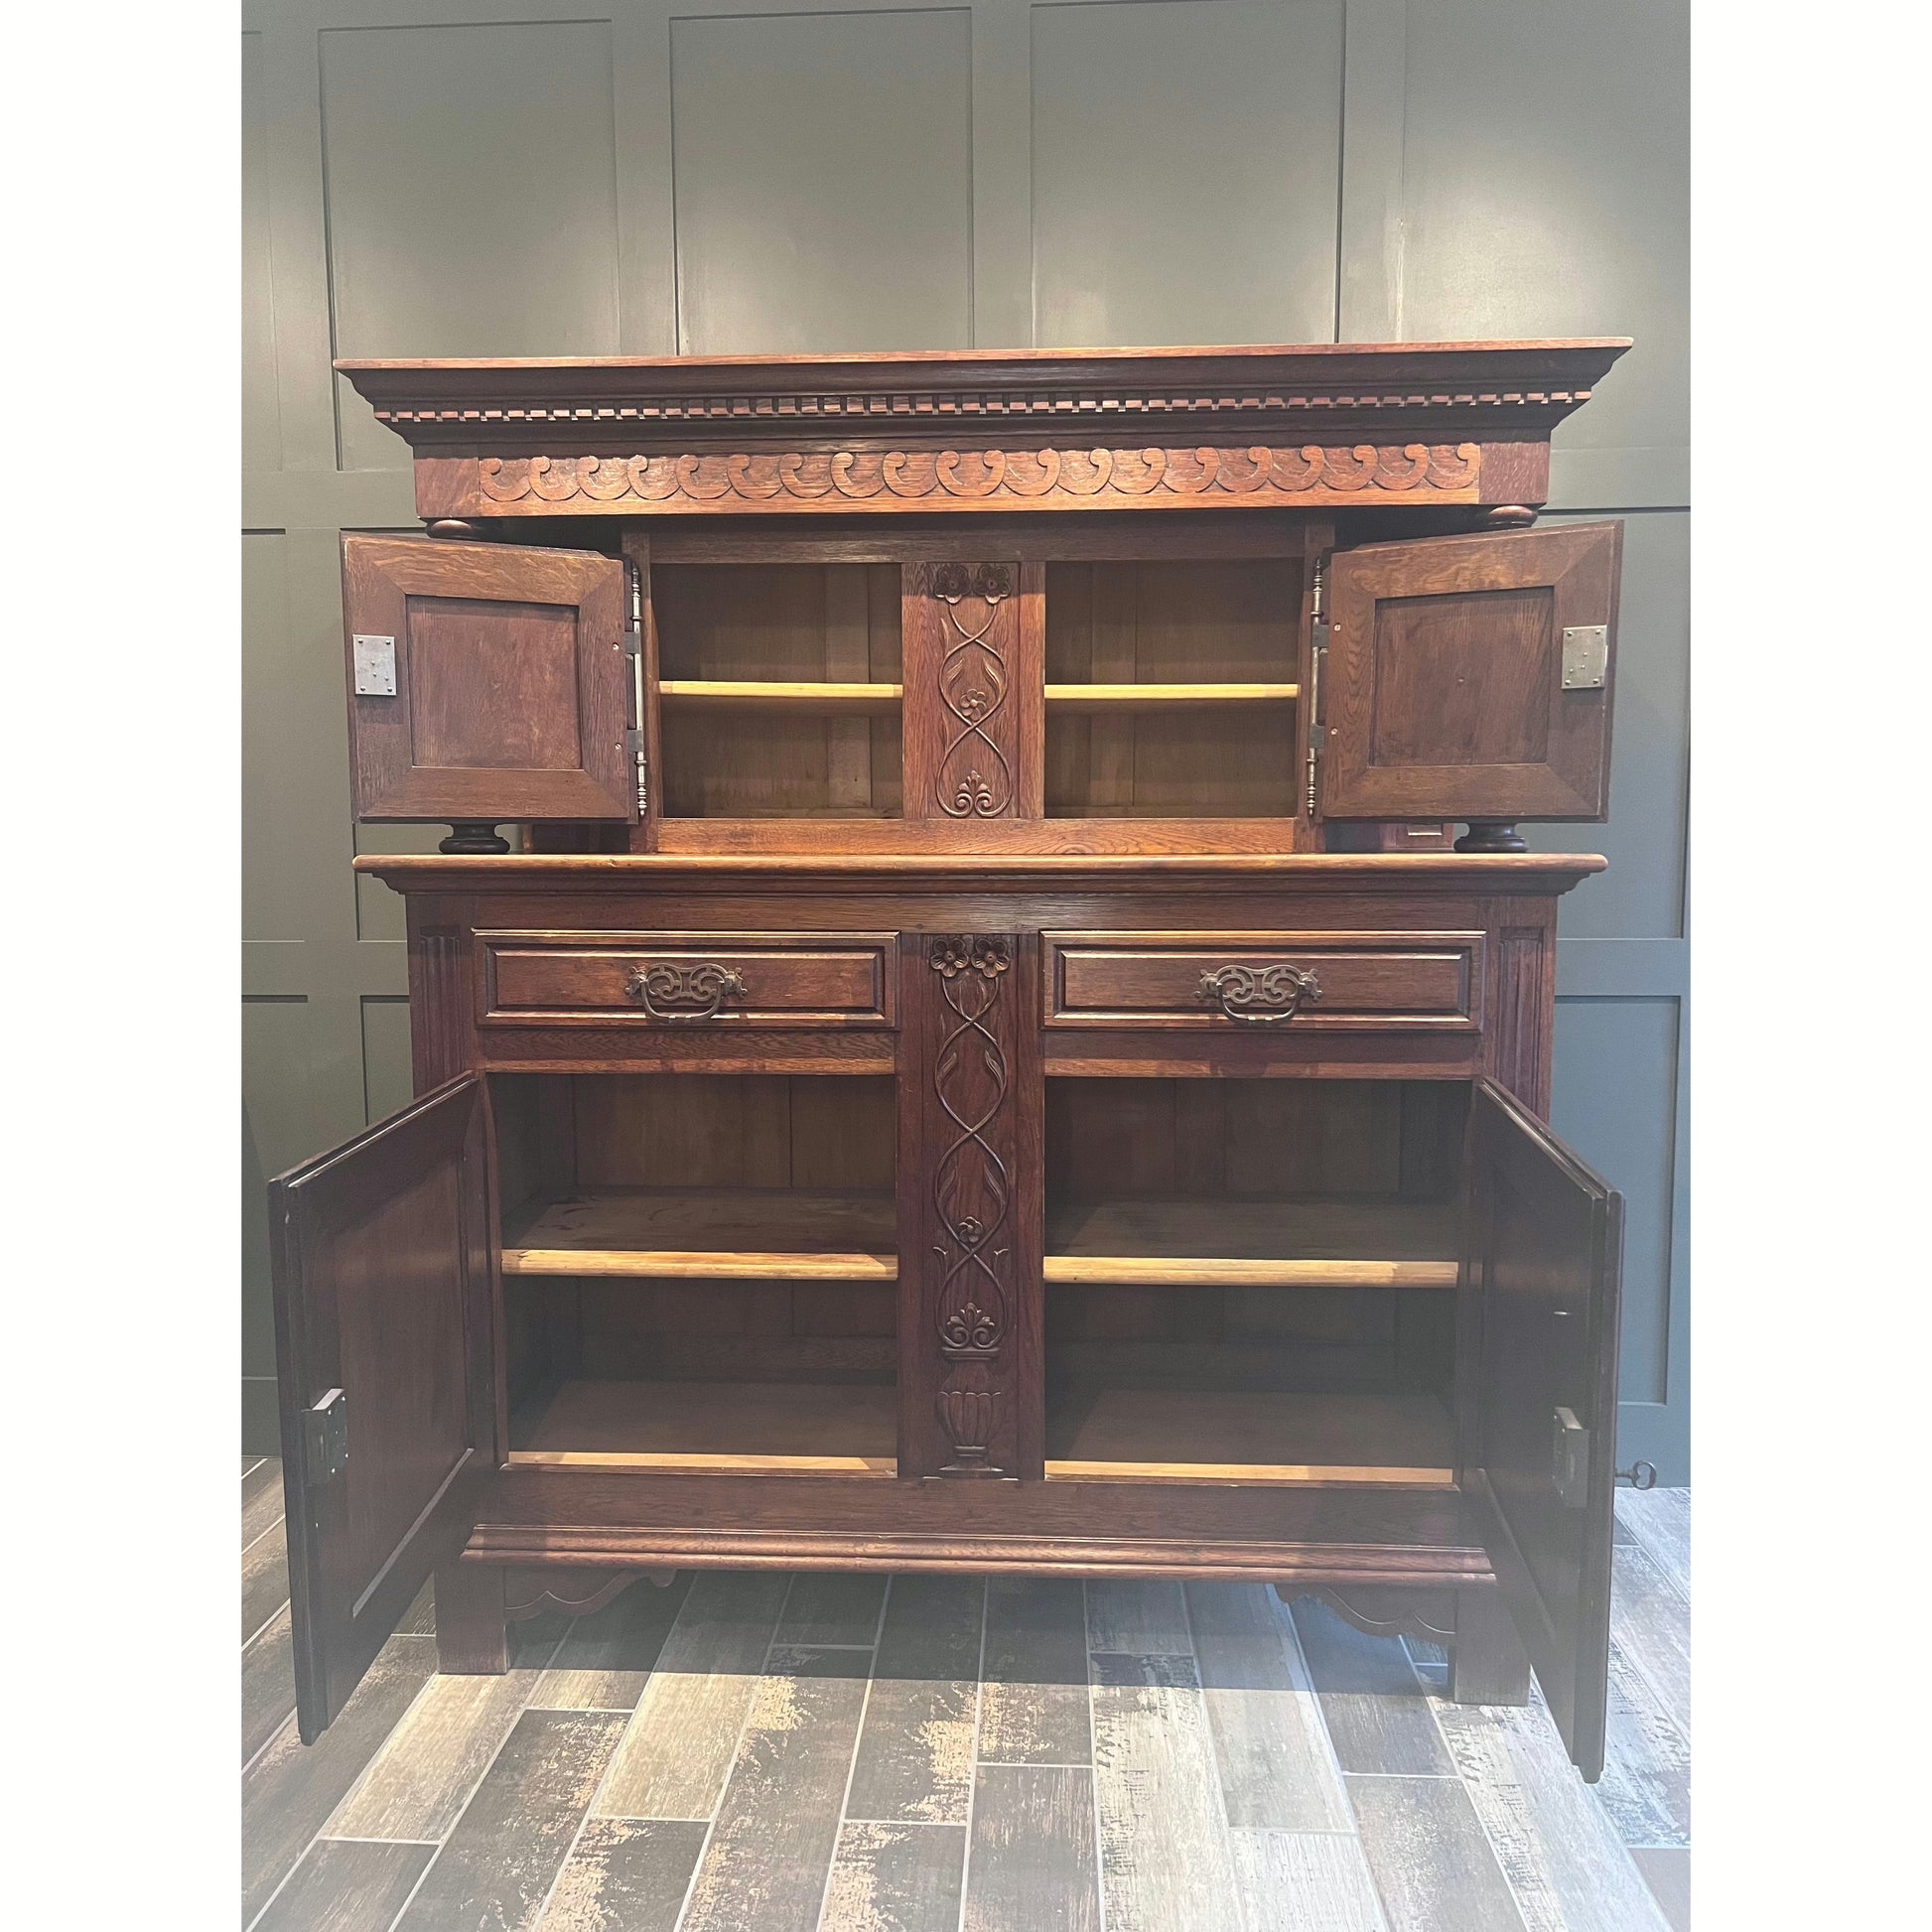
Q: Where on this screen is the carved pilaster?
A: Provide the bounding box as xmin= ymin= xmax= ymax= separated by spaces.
xmin=903 ymin=564 xmax=1042 ymax=821
xmin=901 ymin=934 xmax=1038 ymax=1477
xmin=408 ymin=917 xmax=475 ymax=1094
xmin=1488 ymin=901 xmax=1557 ymax=1117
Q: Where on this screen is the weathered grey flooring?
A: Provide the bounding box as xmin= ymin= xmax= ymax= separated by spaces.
xmin=242 ymin=1463 xmax=1691 ymax=1929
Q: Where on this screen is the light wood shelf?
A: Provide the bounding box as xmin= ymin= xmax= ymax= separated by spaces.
xmin=509 ymin=1377 xmax=897 ymax=1474
xmin=658 ymin=679 xmax=902 ymax=714
xmin=1044 ymin=682 xmax=1299 ymax=710
xmin=1044 ymin=1197 xmax=1458 ymax=1290
xmin=502 ymin=1187 xmax=897 ymax=1281
xmin=1044 ymin=1388 xmax=1455 ymax=1486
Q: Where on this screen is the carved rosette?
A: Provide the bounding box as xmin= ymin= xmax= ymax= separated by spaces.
xmin=463 ymin=443 xmax=1486 ymax=514
xmin=927 ymin=935 xmax=1014 ymax=1475
xmin=929 ymin=565 xmax=1015 ymax=818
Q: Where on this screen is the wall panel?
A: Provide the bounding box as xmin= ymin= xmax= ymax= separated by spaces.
xmin=240 ymin=0 xmax=1690 ymax=1472
xmin=242 ymin=996 xmax=315 ymax=1438
xmin=241 ymin=32 xmax=281 ymax=475
xmin=671 ymin=9 xmax=974 ymax=354
xmin=320 ymin=19 xmax=621 ymax=468
xmin=1369 ymin=0 xmax=1690 ymax=507
xmin=1552 ymin=994 xmax=1686 ymax=1473
xmin=1527 ymin=511 xmax=1689 ymax=941
xmin=1031 ymin=0 xmax=1342 ymax=346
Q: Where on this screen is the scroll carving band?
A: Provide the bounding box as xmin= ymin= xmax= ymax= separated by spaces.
xmin=469 ymin=443 xmax=1484 ymax=513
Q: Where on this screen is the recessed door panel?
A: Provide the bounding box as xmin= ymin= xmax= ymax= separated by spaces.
xmin=270 ymin=1075 xmax=498 ymax=1739
xmin=1323 ymin=523 xmax=1621 ymax=822
xmin=343 ymin=535 xmax=632 ymax=824
xmin=1461 ymin=1078 xmax=1624 ymax=1778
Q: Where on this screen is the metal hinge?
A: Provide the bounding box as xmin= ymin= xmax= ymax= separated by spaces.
xmin=1561 ymin=624 xmax=1609 ymax=690
xmin=620 ymin=623 xmax=642 ymax=659
xmin=305 ymin=1389 xmax=348 ymax=1484
xmin=1552 ymin=1405 xmax=1589 ymax=1509
xmin=626 ymin=729 xmax=649 ymax=813
xmin=1306 ymin=621 xmax=1328 ymax=820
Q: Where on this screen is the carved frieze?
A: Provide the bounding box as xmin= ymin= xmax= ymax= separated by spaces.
xmin=453 ymin=442 xmax=1486 ymax=515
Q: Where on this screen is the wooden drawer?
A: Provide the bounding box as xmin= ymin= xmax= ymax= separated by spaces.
xmin=1041 ymin=930 xmax=1483 ymax=1032
xmin=477 ymin=930 xmax=897 ymax=1029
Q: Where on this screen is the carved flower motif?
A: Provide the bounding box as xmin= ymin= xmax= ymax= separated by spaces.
xmin=930 ymin=936 xmax=1012 ymax=979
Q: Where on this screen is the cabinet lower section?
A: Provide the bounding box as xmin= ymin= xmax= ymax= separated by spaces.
xmin=272 ymin=860 xmax=1618 ymax=1775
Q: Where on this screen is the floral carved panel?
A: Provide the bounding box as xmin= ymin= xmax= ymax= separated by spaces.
xmin=920 ymin=935 xmax=1020 ymax=1477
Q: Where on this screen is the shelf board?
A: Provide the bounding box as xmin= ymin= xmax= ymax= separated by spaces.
xmin=1044 ymin=1387 xmax=1454 ymax=1486
xmin=509 ymin=1377 xmax=897 ymax=1474
xmin=502 ymin=1187 xmax=897 ymax=1281
xmin=1044 ymin=1197 xmax=1458 ymax=1289
xmin=658 ymin=679 xmax=902 ymax=714
xmin=1044 ymin=682 xmax=1299 ymax=710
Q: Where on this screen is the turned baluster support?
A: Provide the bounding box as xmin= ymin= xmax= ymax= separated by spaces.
xmin=1454 ymin=820 xmax=1528 ymax=854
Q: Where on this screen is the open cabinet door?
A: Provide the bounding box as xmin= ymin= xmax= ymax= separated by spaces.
xmin=343 ymin=535 xmax=635 ymax=832
xmin=270 ymin=1075 xmax=499 ymax=1741
xmin=1462 ymin=1078 xmax=1624 ymax=1779
xmin=1321 ymin=522 xmax=1621 ymax=825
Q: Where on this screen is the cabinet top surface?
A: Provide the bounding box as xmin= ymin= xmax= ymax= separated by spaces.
xmin=353 ymin=851 xmax=1608 ymax=894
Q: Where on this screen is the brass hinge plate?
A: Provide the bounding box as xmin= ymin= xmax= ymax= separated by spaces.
xmin=1561 ymin=624 xmax=1609 ymax=690
xmin=305 ymin=1388 xmax=348 ymax=1484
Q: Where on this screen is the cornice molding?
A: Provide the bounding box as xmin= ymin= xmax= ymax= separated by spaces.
xmin=338 ymin=340 xmax=1630 ymax=452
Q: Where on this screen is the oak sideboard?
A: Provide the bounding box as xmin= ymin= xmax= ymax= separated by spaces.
xmin=270 ymin=340 xmax=1633 ymax=1778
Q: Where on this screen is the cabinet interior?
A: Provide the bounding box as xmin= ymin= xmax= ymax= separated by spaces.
xmin=493 ymin=1070 xmax=898 ymax=1472
xmin=491 ymin=1067 xmax=1468 ymax=1487
xmin=654 ymin=563 xmax=903 ymax=818
xmin=1042 ymin=1076 xmax=1466 ymax=1484
xmin=1044 ymin=559 xmax=1304 ymax=818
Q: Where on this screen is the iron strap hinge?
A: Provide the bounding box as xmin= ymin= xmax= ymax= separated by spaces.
xmin=305 ymin=1388 xmax=348 ymax=1484
xmin=626 ymin=729 xmax=649 ymax=813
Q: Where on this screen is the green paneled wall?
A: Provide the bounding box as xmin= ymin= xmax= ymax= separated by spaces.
xmin=240 ymin=0 xmax=1690 ymax=1474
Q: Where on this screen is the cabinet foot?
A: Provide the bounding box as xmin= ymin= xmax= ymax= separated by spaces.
xmin=1449 ymin=1587 xmax=1531 ymax=1705
xmin=434 ymin=1560 xmax=508 ymax=1675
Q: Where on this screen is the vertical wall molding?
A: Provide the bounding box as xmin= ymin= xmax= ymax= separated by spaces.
xmin=970 ymin=0 xmax=1035 ymax=345
xmin=1337 ymin=0 xmax=1408 ymax=342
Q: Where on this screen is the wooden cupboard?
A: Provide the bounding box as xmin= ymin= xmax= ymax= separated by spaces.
xmin=271 ymin=340 xmax=1636 ymax=1778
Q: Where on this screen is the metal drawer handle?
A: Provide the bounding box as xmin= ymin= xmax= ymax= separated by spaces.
xmin=1197 ymin=962 xmax=1323 ymax=1025
xmin=624 ymin=962 xmax=748 ymax=1022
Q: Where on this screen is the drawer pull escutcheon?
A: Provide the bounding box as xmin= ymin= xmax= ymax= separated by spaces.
xmin=1197 ymin=962 xmax=1323 ymax=1025
xmin=624 ymin=962 xmax=749 ymax=1022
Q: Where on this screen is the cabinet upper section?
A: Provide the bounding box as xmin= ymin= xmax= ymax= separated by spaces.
xmin=335 ymin=340 xmax=1629 ymax=521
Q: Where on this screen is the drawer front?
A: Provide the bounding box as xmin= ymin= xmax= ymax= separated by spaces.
xmin=1042 ymin=930 xmax=1483 ymax=1032
xmin=478 ymin=930 xmax=897 ymax=1029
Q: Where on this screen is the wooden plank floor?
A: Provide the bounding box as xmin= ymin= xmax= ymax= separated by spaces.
xmin=242 ymin=1458 xmax=1691 ymax=1930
